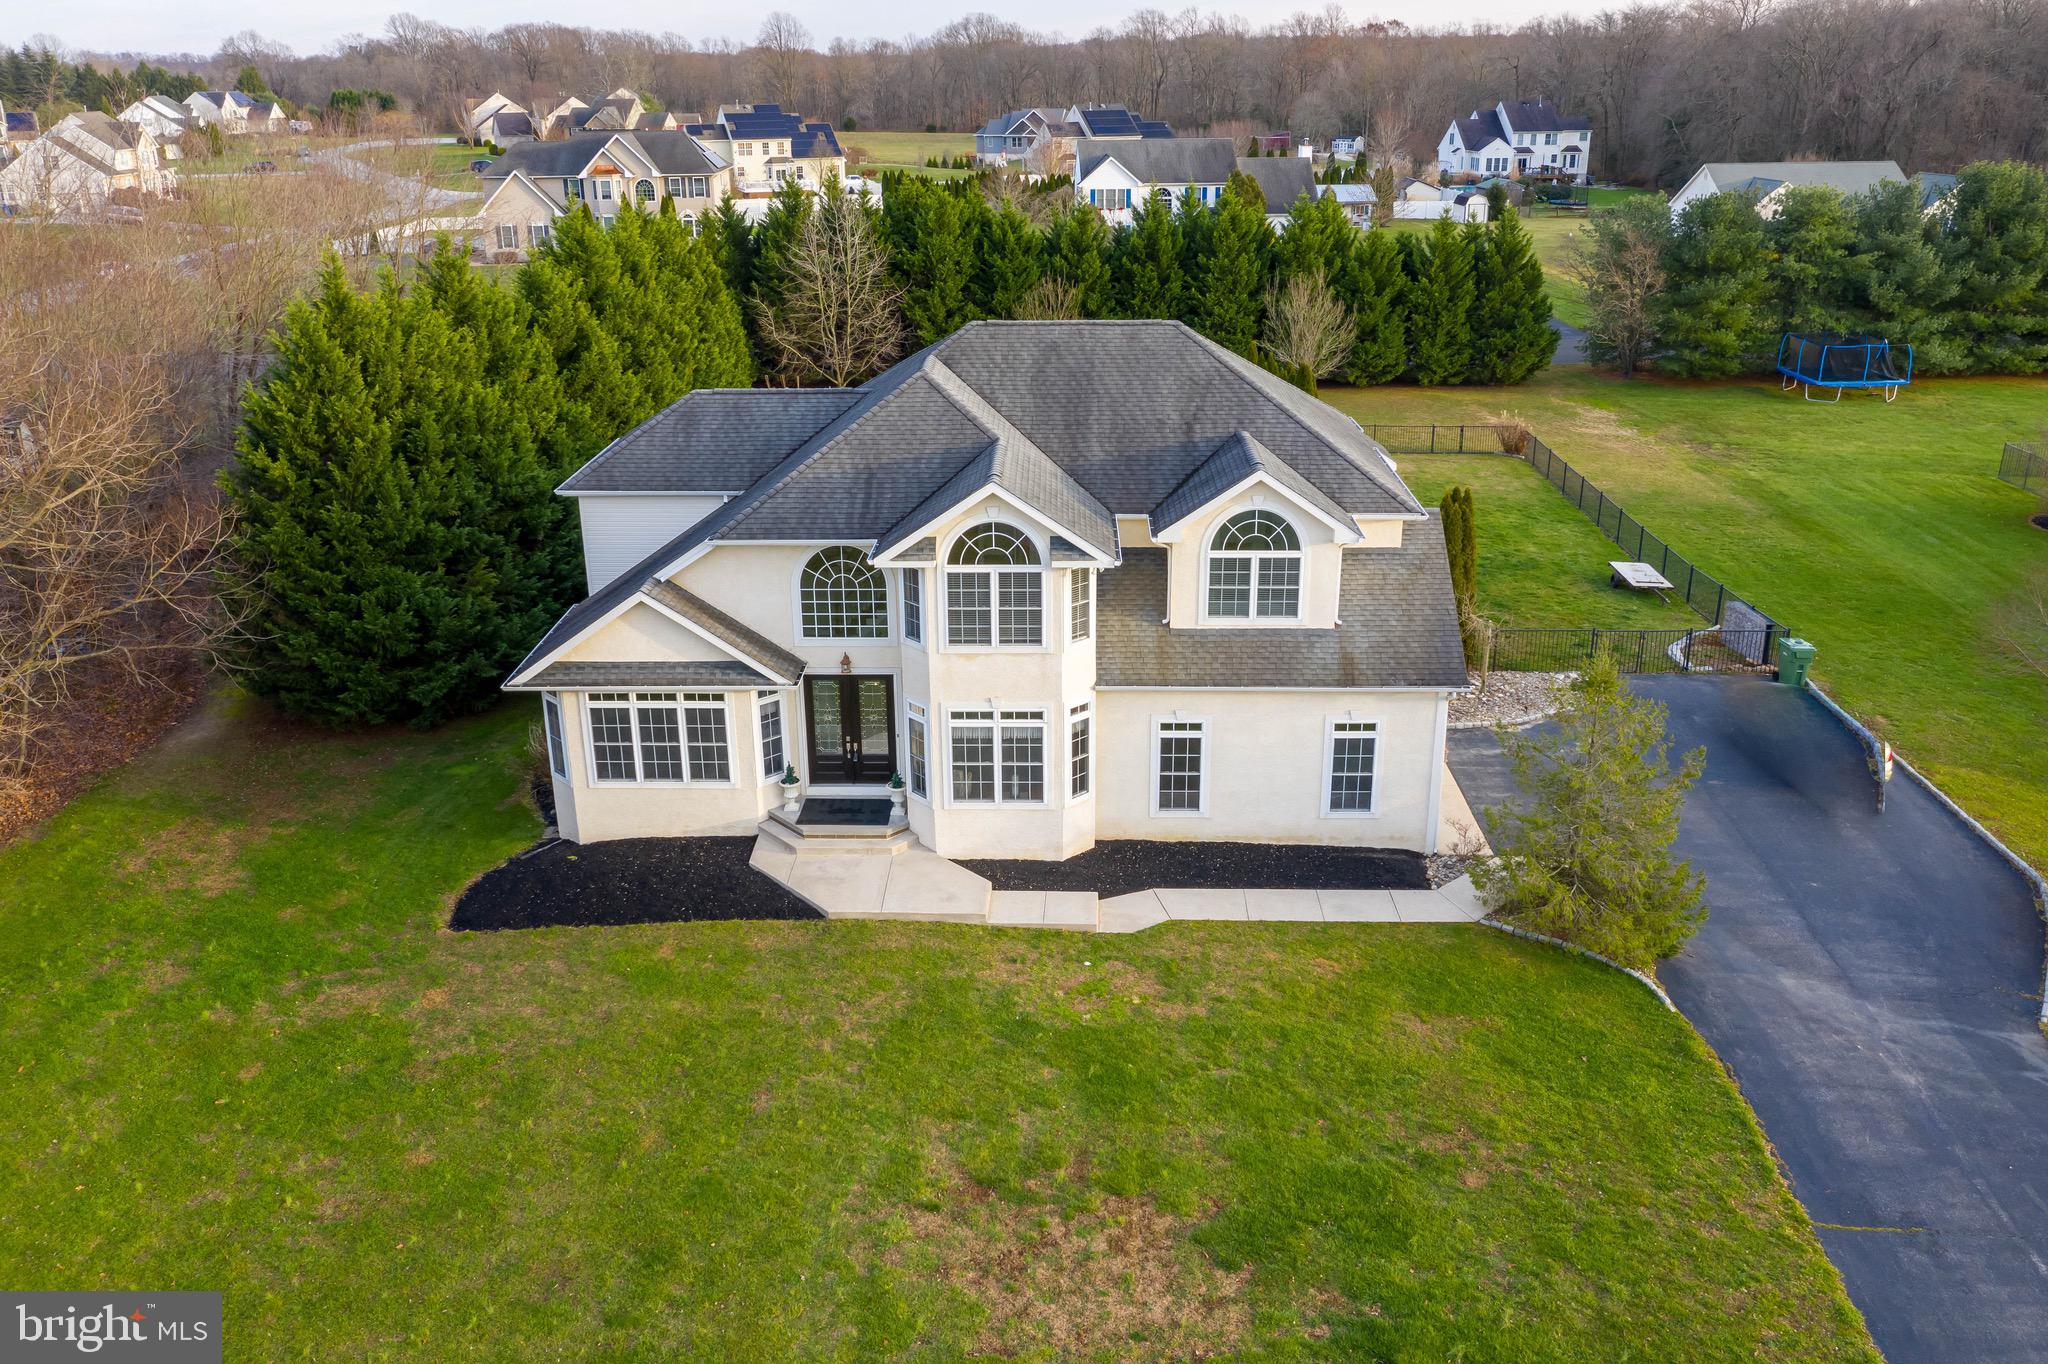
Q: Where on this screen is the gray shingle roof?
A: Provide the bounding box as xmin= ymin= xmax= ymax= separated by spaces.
xmin=642 ymin=578 xmax=806 ymax=681
xmin=483 ymin=131 xmax=722 ymax=185
xmin=1076 ymin=136 xmax=1236 ymax=185
xmin=1499 ymin=99 xmax=1592 ymax=133
xmin=1095 ymin=524 xmax=1467 ymax=690
xmin=514 ymin=321 xmax=1429 ymax=689
xmin=560 ymin=390 xmax=860 ymax=493
xmin=1452 ymin=110 xmax=1509 ymax=150
xmin=1150 ymin=431 xmax=1358 ymax=539
xmin=1231 ymin=155 xmax=1316 ymax=213
xmin=1697 ymin=160 xmax=1906 ymax=198
xmin=512 ymin=660 xmax=776 ymax=690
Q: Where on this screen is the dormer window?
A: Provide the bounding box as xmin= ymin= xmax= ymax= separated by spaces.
xmin=1206 ymin=511 xmax=1301 ymax=620
xmin=946 ymin=521 xmax=1042 ymax=647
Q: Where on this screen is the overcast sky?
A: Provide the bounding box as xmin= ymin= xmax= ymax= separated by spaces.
xmin=46 ymin=0 xmax=1562 ymax=62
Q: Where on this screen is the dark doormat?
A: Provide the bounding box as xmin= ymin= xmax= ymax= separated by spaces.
xmin=451 ymin=836 xmax=823 ymax=931
xmin=960 ymin=840 xmax=1429 ymax=901
xmin=799 ymin=797 xmax=894 ymax=826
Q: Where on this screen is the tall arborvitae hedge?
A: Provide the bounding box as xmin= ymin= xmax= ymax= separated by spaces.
xmin=1465 ymin=207 xmax=1557 ymax=385
xmin=225 ymin=249 xmax=583 ymax=725
xmin=1409 ymin=213 xmax=1476 ymax=385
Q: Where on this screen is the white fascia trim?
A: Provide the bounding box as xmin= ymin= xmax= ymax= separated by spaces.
xmin=558 ymin=489 xmax=744 ymax=498
xmin=504 ymin=588 xmax=796 ymax=689
xmin=1152 ymin=470 xmax=1363 ymax=544
xmin=591 ymin=134 xmax=658 ymax=179
xmin=1095 ymin=683 xmax=1471 ymax=693
xmin=500 ymin=169 xmax=566 ymax=216
xmin=868 ymin=483 xmax=1118 ymax=567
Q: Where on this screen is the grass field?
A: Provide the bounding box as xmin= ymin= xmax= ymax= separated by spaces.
xmin=844 ymin=129 xmax=975 ymax=177
xmin=1328 ymin=367 xmax=2048 ymax=867
xmin=1398 ymin=455 xmax=1701 ymax=627
xmin=0 ymin=692 xmax=1876 ymax=1361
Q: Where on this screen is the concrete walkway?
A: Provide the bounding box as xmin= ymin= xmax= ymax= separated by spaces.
xmin=1449 ymin=676 xmax=2048 ymax=1363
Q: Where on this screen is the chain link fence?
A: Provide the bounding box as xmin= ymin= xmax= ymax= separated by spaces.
xmin=1999 ymin=442 xmax=2046 ymax=494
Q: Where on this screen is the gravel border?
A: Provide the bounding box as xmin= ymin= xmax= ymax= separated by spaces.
xmin=1448 ymin=670 xmax=1574 ymax=731
xmin=960 ymin=840 xmax=1427 ymax=900
xmin=451 ymin=836 xmax=822 ymax=931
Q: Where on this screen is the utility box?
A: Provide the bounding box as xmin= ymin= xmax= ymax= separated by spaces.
xmin=1778 ymin=637 xmax=1816 ymax=687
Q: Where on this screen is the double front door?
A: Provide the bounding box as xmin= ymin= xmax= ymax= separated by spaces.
xmin=804 ymin=675 xmax=895 ymax=784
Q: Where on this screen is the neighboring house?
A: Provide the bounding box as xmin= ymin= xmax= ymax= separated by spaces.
xmin=118 ymin=95 xmax=193 ymax=140
xmin=463 ymin=92 xmax=534 ymax=145
xmin=1074 ymin=137 xmax=1314 ymax=226
xmin=1915 ymin=170 xmax=1959 ymax=215
xmin=472 ymin=131 xmax=734 ymax=256
xmin=246 ymin=100 xmax=288 ymax=134
xmin=683 ymin=104 xmax=844 ymax=197
xmin=505 ymin=320 xmax=1464 ymax=860
xmin=0 ymin=111 xmax=177 ymax=212
xmin=539 ymin=97 xmax=588 ymax=139
xmin=973 ymin=103 xmax=1174 ymax=171
xmin=1667 ymin=160 xmax=1905 ymax=218
xmin=1437 ymin=99 xmax=1592 ymax=183
xmin=1320 ymin=182 xmax=1375 ymax=225
xmin=1328 ymin=135 xmax=1365 ymax=159
xmin=183 ymin=90 xmax=258 ymax=131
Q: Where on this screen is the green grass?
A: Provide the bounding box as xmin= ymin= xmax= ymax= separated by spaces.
xmin=0 ymin=691 xmax=1876 ymax=1361
xmin=1398 ymin=455 xmax=1701 ymax=627
xmin=1327 ymin=368 xmax=2048 ymax=867
xmin=843 ymin=129 xmax=975 ymax=175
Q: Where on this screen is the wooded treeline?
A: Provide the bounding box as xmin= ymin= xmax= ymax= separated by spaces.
xmin=48 ymin=0 xmax=2048 ymax=186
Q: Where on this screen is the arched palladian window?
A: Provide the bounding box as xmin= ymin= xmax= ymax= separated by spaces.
xmin=1207 ymin=510 xmax=1302 ymax=620
xmin=635 ymin=178 xmax=656 ymax=203
xmin=946 ymin=521 xmax=1042 ymax=647
xmin=800 ymin=546 xmax=889 ymax=639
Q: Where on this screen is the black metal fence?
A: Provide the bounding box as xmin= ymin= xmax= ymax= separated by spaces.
xmin=1485 ymin=623 xmax=1787 ymax=676
xmin=1368 ymin=422 xmax=1796 ymax=674
xmin=2000 ymin=442 xmax=2047 ymax=493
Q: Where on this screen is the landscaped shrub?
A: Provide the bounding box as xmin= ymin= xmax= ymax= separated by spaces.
xmin=1472 ymin=660 xmax=1708 ymax=969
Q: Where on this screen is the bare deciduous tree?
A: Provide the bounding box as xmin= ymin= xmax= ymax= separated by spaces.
xmin=1261 ymin=271 xmax=1355 ymax=385
xmin=753 ymin=12 xmax=814 ymax=110
xmin=1013 ymin=277 xmax=1082 ymax=320
xmin=1566 ymin=203 xmax=1667 ymax=377
xmin=755 ymin=189 xmax=907 ymax=388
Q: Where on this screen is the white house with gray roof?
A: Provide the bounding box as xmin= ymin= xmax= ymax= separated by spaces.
xmin=507 ymin=321 xmax=1466 ymax=863
xmin=1437 ymin=99 xmax=1592 ymax=184
xmin=1075 ymin=137 xmax=1317 ymax=227
xmin=1667 ymin=160 xmax=1907 ymax=219
xmin=472 ymin=131 xmax=735 ymax=256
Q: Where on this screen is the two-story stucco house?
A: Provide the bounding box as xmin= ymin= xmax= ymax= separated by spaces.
xmin=1075 ymin=137 xmax=1316 ymax=228
xmin=682 ymin=104 xmax=845 ymax=198
xmin=506 ymin=321 xmax=1466 ymax=863
xmin=1437 ymin=99 xmax=1592 ymax=184
xmin=472 ymin=131 xmax=734 ymax=256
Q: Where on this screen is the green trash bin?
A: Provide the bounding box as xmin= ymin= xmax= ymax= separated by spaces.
xmin=1777 ymin=637 xmax=1816 ymax=687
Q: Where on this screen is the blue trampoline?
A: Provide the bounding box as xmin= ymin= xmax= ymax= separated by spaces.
xmin=1776 ymin=333 xmax=1913 ymax=403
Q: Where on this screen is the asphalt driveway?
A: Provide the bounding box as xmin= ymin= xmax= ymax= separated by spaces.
xmin=1448 ymin=676 xmax=2048 ymax=1363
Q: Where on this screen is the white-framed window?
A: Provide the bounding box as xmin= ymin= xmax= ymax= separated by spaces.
xmin=566 ymin=178 xmax=584 ymax=200
xmin=946 ymin=521 xmax=1042 ymax=648
xmin=1089 ymin=187 xmax=1131 ymax=211
xmin=689 ymin=175 xmax=707 ymax=197
xmin=542 ymin=692 xmax=568 ymax=779
xmin=529 ymin=223 xmax=551 ymax=245
xmin=906 ymin=701 xmax=929 ymax=800
xmin=636 ymin=179 xmax=655 ymax=203
xmin=758 ymin=691 xmax=786 ymax=780
xmin=1151 ymin=718 xmax=1207 ymax=815
xmin=901 ymin=568 xmax=923 ymax=645
xmin=496 ymin=224 xmax=517 ymax=250
xmin=1323 ymin=719 xmax=1379 ymax=815
xmin=1069 ymin=703 xmax=1092 ymax=800
xmin=680 ymin=214 xmax=698 ymax=235
xmin=597 ymin=179 xmax=614 ymax=201
xmin=739 ymin=141 xmax=753 ymax=156
xmin=1069 ymin=569 xmax=1092 ymax=641
xmin=1205 ymin=510 xmax=1302 ymax=621
xmin=1545 ymin=133 xmax=1558 ymax=146
xmin=799 ymin=546 xmax=889 ymax=639
xmin=947 ymin=709 xmax=1046 ymax=805
xmin=584 ymin=691 xmax=732 ymax=785
xmin=666 ymin=175 xmax=683 ymax=196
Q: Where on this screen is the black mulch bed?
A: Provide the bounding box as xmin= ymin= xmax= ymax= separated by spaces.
xmin=959 ymin=840 xmax=1429 ymax=901
xmin=451 ymin=836 xmax=823 ymax=931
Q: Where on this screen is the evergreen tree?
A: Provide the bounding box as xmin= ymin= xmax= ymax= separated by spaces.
xmin=1173 ymin=187 xmax=1213 ymax=327
xmin=749 ymin=180 xmax=814 ymax=317
xmin=974 ymin=202 xmax=1043 ymax=318
xmin=1655 ymin=193 xmax=1773 ymax=378
xmin=1940 ymin=161 xmax=2048 ymax=374
xmin=701 ymin=194 xmax=757 ymax=302
xmin=1764 ymin=185 xmax=1857 ymax=335
xmin=1044 ymin=202 xmax=1114 ymax=317
xmin=1465 ymin=208 xmax=1557 ymax=384
xmin=1112 ymin=190 xmax=1185 ymax=319
xmin=1190 ymin=172 xmax=1272 ymax=355
xmin=1273 ymin=190 xmax=1352 ymax=282
xmin=1844 ymin=179 xmax=1957 ymax=371
xmin=1440 ymin=484 xmax=1477 ymax=606
xmin=223 ymin=250 xmax=580 ymax=727
xmin=1338 ymin=227 xmax=1407 ymax=385
xmin=1408 ymin=213 xmax=1476 ymax=385
xmin=880 ymin=174 xmax=977 ymax=343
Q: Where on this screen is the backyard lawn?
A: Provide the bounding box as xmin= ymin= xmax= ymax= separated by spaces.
xmin=1330 ymin=368 xmax=2048 ymax=868
xmin=844 ymin=129 xmax=975 ymax=178
xmin=0 ymin=692 xmax=1877 ymax=1362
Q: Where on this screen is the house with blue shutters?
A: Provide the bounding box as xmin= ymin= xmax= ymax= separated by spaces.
xmin=1075 ymin=138 xmax=1315 ymax=227
xmin=506 ymin=321 xmax=1465 ymax=864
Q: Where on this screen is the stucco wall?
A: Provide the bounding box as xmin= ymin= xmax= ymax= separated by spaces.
xmin=1094 ymin=688 xmax=1447 ymax=852
xmin=547 ymin=689 xmax=783 ymax=842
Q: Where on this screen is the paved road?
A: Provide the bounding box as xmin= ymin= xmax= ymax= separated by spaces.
xmin=1547 ymin=316 xmax=1588 ymax=364
xmin=1448 ymin=676 xmax=2048 ymax=1362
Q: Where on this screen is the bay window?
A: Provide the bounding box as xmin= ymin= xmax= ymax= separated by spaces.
xmin=948 ymin=708 xmax=1046 ymax=805
xmin=584 ymin=692 xmax=732 ymax=785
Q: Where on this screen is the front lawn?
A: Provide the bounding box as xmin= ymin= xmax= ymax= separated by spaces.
xmin=0 ymin=692 xmax=1877 ymax=1360
xmin=1329 ymin=368 xmax=2048 ymax=868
